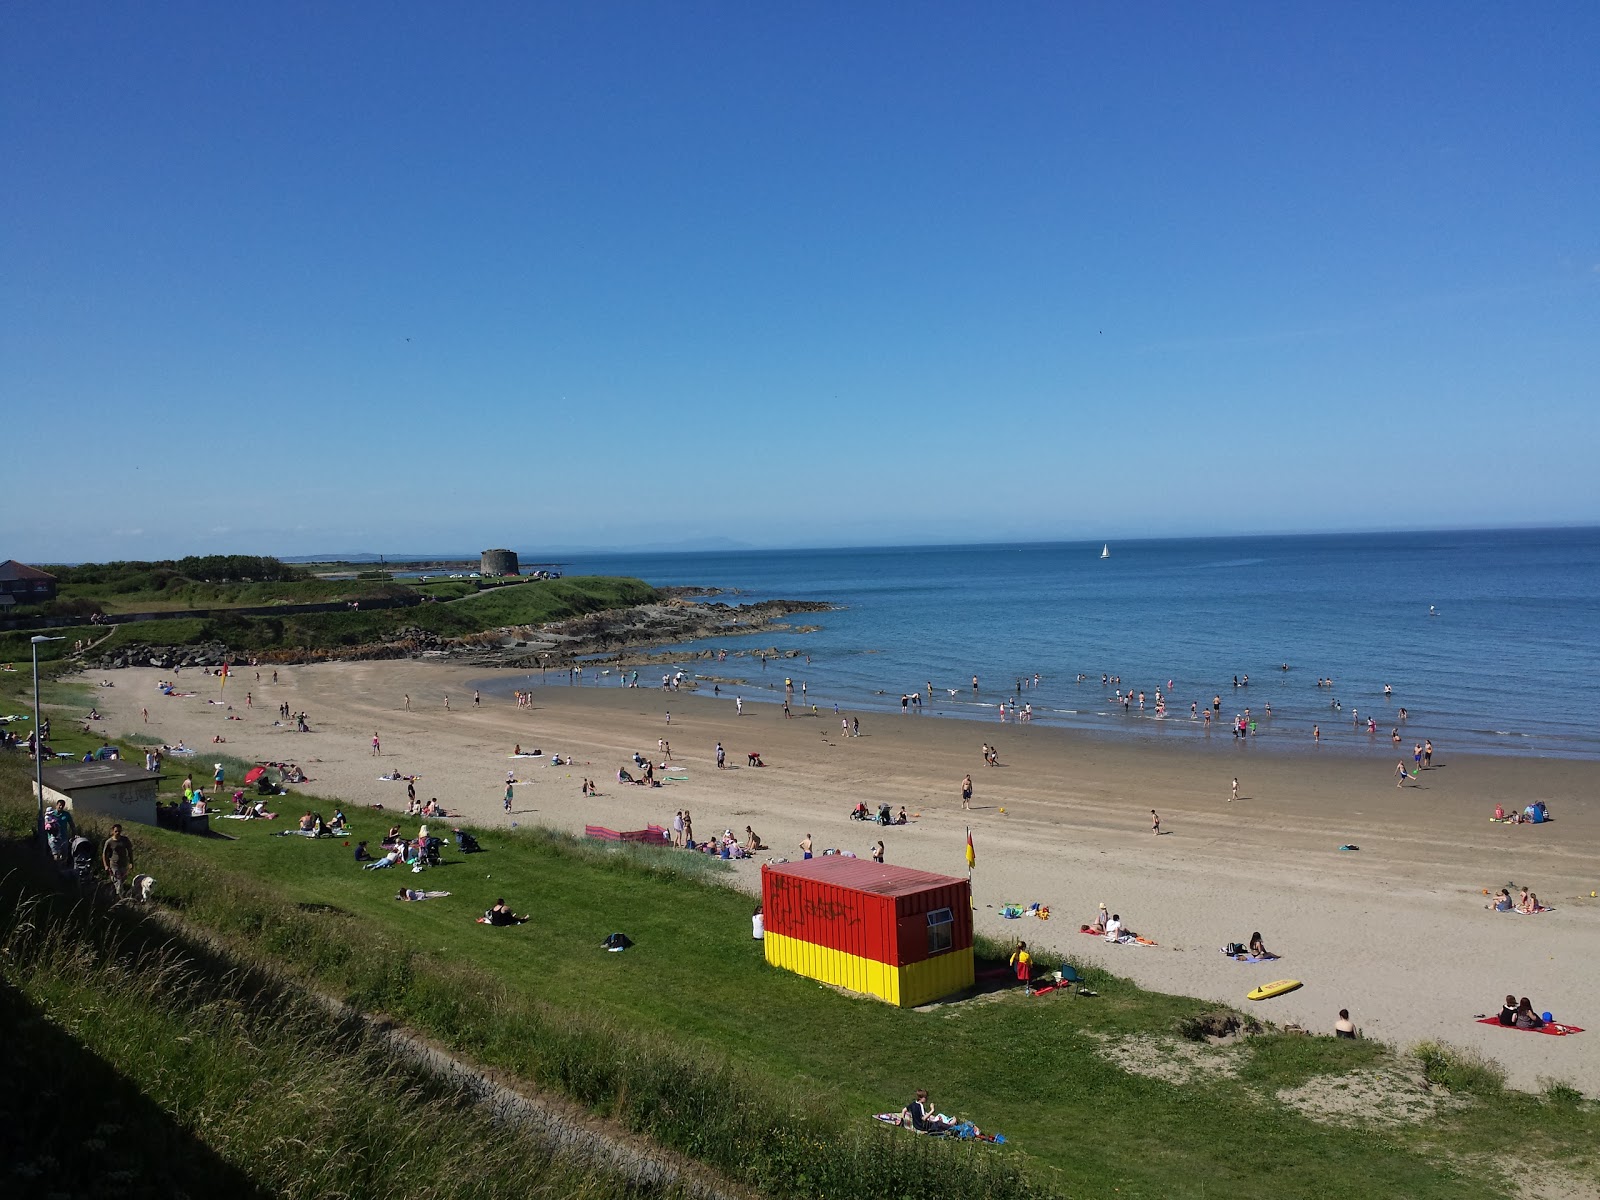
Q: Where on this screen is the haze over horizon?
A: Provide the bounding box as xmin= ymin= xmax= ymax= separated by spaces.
xmin=6 ymin=3 xmax=1597 ymax=563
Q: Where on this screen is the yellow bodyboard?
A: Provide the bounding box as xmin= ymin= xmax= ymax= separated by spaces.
xmin=1247 ymin=979 xmax=1303 ymax=1001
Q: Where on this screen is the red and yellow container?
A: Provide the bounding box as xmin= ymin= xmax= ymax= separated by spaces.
xmin=761 ymin=858 xmax=974 ymax=1007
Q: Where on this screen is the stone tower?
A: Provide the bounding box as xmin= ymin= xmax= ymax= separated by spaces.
xmin=480 ymin=549 xmax=520 ymax=577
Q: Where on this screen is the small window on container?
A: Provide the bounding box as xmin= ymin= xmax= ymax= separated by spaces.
xmin=926 ymin=907 xmax=954 ymax=955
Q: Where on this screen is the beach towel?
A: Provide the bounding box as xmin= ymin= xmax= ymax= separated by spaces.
xmin=1516 ymin=906 xmax=1555 ymax=915
xmin=1475 ymin=1017 xmax=1583 ymax=1036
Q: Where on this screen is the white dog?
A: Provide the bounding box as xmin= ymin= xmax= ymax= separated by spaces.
xmin=129 ymin=873 xmax=156 ymax=903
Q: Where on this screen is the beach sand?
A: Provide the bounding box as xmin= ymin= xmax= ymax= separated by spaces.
xmin=87 ymin=661 xmax=1600 ymax=1093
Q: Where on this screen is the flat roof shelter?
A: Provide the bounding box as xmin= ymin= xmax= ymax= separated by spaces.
xmin=38 ymin=760 xmax=161 ymax=829
xmin=761 ymin=857 xmax=974 ymax=1007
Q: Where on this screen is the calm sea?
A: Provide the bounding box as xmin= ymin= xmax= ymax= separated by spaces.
xmin=488 ymin=529 xmax=1600 ymax=760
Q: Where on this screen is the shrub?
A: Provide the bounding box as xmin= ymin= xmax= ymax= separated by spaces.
xmin=1413 ymin=1040 xmax=1507 ymax=1095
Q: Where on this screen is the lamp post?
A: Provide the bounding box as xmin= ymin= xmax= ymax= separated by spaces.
xmin=31 ymin=635 xmax=65 ymax=841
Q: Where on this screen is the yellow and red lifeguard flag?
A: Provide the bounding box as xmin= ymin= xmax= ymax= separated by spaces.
xmin=219 ymin=662 xmax=229 ymax=692
xmin=965 ymin=828 xmax=975 ymax=869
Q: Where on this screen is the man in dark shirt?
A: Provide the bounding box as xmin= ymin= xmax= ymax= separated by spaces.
xmin=102 ymin=823 xmax=133 ymax=897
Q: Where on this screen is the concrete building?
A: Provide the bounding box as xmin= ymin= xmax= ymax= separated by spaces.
xmin=480 ymin=548 xmax=520 ymax=577
xmin=0 ymin=560 xmax=57 ymax=609
xmin=37 ymin=760 xmax=163 ymax=829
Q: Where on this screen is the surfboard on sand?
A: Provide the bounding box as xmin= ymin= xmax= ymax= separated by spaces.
xmin=1248 ymin=979 xmax=1303 ymax=1001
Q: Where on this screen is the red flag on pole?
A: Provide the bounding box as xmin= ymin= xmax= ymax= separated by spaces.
xmin=965 ymin=827 xmax=975 ymax=869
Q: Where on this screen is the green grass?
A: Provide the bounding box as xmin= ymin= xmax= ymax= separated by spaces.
xmin=0 ymin=880 xmax=689 ymax=1199
xmin=12 ymin=749 xmax=1589 ymax=1200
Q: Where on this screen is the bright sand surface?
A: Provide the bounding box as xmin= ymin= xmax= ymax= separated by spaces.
xmin=87 ymin=661 xmax=1600 ymax=1093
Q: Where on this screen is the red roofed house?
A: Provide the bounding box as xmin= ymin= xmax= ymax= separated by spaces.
xmin=0 ymin=561 xmax=57 ymax=608
xmin=761 ymin=856 xmax=974 ymax=1007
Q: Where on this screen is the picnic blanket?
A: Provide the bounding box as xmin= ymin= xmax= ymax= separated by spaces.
xmin=1475 ymin=1017 xmax=1584 ymax=1036
xmin=871 ymin=1113 xmax=1005 ymax=1143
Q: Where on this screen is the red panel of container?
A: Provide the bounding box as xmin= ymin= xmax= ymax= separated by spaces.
xmin=762 ymin=859 xmax=971 ymax=968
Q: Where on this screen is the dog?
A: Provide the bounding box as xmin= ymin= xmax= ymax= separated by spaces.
xmin=129 ymin=873 xmax=156 ymax=903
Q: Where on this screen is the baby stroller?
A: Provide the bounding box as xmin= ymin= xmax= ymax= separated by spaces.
xmin=454 ymin=829 xmax=482 ymax=853
xmin=69 ymin=836 xmax=96 ymax=883
xmin=421 ymin=836 xmax=444 ymax=866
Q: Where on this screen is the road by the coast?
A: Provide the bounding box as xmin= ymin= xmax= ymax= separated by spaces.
xmin=86 ymin=660 xmax=1600 ymax=1094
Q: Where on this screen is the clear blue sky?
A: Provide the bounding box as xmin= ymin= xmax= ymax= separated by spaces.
xmin=6 ymin=2 xmax=1597 ymax=560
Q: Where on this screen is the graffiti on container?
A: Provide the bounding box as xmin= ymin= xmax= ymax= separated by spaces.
xmin=800 ymin=897 xmax=860 ymax=925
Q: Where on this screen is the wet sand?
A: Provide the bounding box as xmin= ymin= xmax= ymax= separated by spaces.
xmin=87 ymin=660 xmax=1600 ymax=1093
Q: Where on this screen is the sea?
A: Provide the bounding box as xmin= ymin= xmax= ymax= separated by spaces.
xmin=476 ymin=528 xmax=1600 ymax=761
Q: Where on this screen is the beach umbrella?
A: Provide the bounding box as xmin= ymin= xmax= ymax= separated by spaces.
xmin=243 ymin=766 xmax=266 ymax=785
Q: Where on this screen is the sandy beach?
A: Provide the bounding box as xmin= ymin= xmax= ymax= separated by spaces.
xmin=84 ymin=660 xmax=1600 ymax=1093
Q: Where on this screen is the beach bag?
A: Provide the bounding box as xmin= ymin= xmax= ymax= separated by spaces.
xmin=1225 ymin=943 xmax=1246 ymax=956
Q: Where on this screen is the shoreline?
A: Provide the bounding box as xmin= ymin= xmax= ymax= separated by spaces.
xmin=82 ymin=658 xmax=1600 ymax=1094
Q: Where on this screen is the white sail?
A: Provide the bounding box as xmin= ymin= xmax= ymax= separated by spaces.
xmin=1100 ymin=543 xmax=1110 ymax=559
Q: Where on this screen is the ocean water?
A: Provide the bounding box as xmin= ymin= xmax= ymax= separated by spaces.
xmin=497 ymin=529 xmax=1600 ymax=760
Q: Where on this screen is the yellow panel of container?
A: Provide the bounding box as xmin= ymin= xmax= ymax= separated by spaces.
xmin=764 ymin=932 xmax=974 ymax=1008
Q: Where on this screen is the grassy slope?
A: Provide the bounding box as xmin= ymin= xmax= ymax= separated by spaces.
xmin=39 ymin=795 xmax=1593 ymax=1200
xmin=0 ymin=844 xmax=684 ymax=1199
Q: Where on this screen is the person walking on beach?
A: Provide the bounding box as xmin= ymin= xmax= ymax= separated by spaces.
xmin=444 ymin=695 xmax=450 ymax=711
xmin=1231 ymin=777 xmax=1238 ymax=802
xmin=672 ymin=811 xmax=685 ymax=847
xmin=961 ymin=774 xmax=973 ymax=809
xmin=407 ymin=780 xmax=416 ymax=809
xmin=871 ymin=840 xmax=885 ymax=864
xmin=504 ymin=780 xmax=514 ymax=811
xmin=735 ymin=697 xmax=743 ymax=716
xmin=473 ymin=690 xmax=481 ymax=708
xmin=800 ymin=833 xmax=813 ymax=860
xmin=102 ymin=823 xmax=133 ymax=898
xmin=1424 ymin=739 xmax=1433 ymax=769
xmin=404 ymin=693 xmax=410 ymax=711
xmin=371 ymin=731 xmax=380 ymax=756
xmin=842 ymin=717 xmax=850 ymax=738
xmin=1151 ymin=809 xmax=1160 ymax=835
xmin=852 ymin=717 xmax=860 ymax=737
xmin=715 ymin=742 xmax=725 ymax=769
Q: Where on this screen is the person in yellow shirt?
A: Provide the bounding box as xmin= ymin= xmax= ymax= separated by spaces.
xmin=1010 ymin=941 xmax=1033 ymax=994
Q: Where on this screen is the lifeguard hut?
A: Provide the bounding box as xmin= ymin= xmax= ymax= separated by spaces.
xmin=760 ymin=857 xmax=974 ymax=1007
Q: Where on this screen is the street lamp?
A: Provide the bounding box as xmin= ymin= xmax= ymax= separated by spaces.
xmin=31 ymin=635 xmax=65 ymax=842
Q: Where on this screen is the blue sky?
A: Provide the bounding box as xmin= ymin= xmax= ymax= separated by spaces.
xmin=6 ymin=2 xmax=1598 ymax=560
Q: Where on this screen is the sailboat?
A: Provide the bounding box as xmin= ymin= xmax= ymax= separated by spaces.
xmin=1100 ymin=543 xmax=1110 ymax=560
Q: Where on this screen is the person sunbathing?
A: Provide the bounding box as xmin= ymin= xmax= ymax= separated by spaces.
xmin=1513 ymin=997 xmax=1545 ymax=1029
xmin=1248 ymin=932 xmax=1277 ymax=959
xmin=900 ymin=1089 xmax=958 ymax=1134
xmin=363 ymin=848 xmax=403 ymax=870
xmin=743 ymin=826 xmax=767 ymax=852
xmin=1497 ymin=994 xmax=1519 ymax=1026
xmin=481 ymin=899 xmax=527 ymax=925
xmin=1520 ymin=892 xmax=1545 ymax=914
